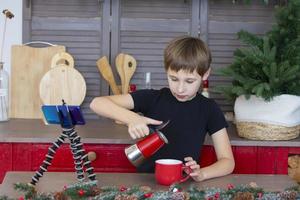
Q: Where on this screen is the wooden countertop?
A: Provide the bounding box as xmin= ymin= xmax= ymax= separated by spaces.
xmin=0 ymin=172 xmax=297 ymax=198
xmin=0 ymin=119 xmax=299 ymax=146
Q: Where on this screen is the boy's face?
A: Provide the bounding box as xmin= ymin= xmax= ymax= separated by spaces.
xmin=167 ymin=69 xmax=205 ymax=102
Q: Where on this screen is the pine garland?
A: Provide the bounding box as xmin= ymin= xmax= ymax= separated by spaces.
xmin=215 ymin=0 xmax=300 ymax=101
xmin=0 ymin=182 xmax=299 ymax=200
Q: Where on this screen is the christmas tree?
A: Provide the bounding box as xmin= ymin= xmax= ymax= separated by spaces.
xmin=216 ymin=0 xmax=300 ymax=101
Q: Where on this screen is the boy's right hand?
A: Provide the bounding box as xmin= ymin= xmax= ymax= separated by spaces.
xmin=128 ymin=117 xmax=162 ymax=139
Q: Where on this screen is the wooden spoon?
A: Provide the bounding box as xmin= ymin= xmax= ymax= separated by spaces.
xmin=96 ymin=56 xmax=121 ymax=95
xmin=122 ymin=54 xmax=137 ymax=94
xmin=115 ymin=53 xmax=126 ymax=93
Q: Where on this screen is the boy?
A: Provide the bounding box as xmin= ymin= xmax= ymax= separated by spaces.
xmin=90 ymin=36 xmax=235 ymax=182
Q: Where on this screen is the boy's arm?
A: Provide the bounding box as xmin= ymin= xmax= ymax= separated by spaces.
xmin=201 ymin=128 xmax=235 ymax=180
xmin=90 ymin=94 xmax=135 ymax=121
xmin=90 ymin=94 xmax=162 ymax=139
xmin=185 ymin=128 xmax=235 ymax=181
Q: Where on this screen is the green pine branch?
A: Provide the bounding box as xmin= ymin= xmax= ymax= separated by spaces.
xmin=214 ymin=0 xmax=300 ymax=101
xmin=237 ymin=30 xmax=263 ymax=49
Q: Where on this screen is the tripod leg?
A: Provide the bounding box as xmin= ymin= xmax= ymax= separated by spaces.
xmin=81 ymin=153 xmax=97 ymax=181
xmin=68 ymin=129 xmax=96 ymax=181
xmin=30 ymin=133 xmax=67 ymax=185
xmin=65 ymin=128 xmax=85 ymax=182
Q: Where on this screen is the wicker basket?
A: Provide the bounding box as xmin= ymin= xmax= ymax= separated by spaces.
xmin=236 ymin=121 xmax=300 ymax=140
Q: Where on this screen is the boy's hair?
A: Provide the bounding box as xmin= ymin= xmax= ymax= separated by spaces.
xmin=164 ymin=36 xmax=211 ymax=76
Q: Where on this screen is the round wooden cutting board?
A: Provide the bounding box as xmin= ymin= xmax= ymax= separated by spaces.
xmin=39 ymin=53 xmax=86 ymax=105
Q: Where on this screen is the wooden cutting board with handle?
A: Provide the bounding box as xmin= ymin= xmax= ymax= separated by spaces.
xmin=39 ymin=52 xmax=86 ymax=106
xmin=10 ymin=44 xmax=66 ymax=119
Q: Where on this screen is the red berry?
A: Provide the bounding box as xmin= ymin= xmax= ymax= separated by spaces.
xmin=214 ymin=192 xmax=220 ymax=199
xmin=119 ymin=186 xmax=127 ymax=192
xmin=144 ymin=192 xmax=153 ymax=198
xmin=227 ymin=183 xmax=234 ymax=190
xmin=78 ymin=189 xmax=85 ymax=196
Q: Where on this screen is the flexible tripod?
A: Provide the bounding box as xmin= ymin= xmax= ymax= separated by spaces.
xmin=30 ymin=102 xmax=96 ymax=185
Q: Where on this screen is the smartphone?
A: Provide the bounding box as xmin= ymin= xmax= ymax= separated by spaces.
xmin=42 ymin=105 xmax=85 ymax=126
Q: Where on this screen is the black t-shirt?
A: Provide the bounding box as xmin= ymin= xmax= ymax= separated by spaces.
xmin=130 ymin=88 xmax=227 ymax=173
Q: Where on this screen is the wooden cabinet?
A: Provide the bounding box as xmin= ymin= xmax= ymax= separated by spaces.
xmin=0 ymin=120 xmax=299 ymax=183
xmin=0 ymin=143 xmax=137 ymax=182
xmin=0 ymin=144 xmax=12 ymax=183
xmin=1 ymin=142 xmax=299 ymax=183
xmin=200 ymin=146 xmax=293 ymax=174
xmin=84 ymin=144 xmax=136 ymax=172
xmin=9 ymin=143 xmax=136 ymax=173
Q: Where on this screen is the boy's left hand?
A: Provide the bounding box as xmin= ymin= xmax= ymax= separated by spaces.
xmin=184 ymin=157 xmax=205 ymax=182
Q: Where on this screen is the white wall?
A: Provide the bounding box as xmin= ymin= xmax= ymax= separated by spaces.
xmin=0 ymin=0 xmax=22 ymax=75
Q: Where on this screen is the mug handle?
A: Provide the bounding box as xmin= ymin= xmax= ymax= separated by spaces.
xmin=179 ymin=165 xmax=192 ymax=183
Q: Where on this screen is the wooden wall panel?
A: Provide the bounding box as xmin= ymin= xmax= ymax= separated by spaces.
xmin=122 ymin=0 xmax=190 ymax=19
xmin=32 ymin=0 xmax=100 ymax=18
xmin=27 ymin=0 xmax=105 ymax=119
xmin=117 ymin=0 xmax=192 ymax=90
xmin=24 ymin=0 xmax=278 ymax=117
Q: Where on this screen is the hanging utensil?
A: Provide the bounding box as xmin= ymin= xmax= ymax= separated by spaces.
xmin=115 ymin=53 xmax=126 ymax=93
xmin=96 ymin=56 xmax=121 ymax=95
xmin=122 ymin=54 xmax=137 ymax=94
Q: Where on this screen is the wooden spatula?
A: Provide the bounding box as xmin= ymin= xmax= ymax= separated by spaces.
xmin=122 ymin=54 xmax=137 ymax=94
xmin=96 ymin=56 xmax=121 ymax=95
xmin=115 ymin=53 xmax=126 ymax=93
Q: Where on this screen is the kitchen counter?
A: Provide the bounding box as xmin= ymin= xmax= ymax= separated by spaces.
xmin=0 ymin=119 xmax=300 ymax=181
xmin=0 ymin=119 xmax=299 ymax=146
xmin=0 ymin=172 xmax=297 ymax=198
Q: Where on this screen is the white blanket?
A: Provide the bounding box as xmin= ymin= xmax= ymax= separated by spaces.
xmin=234 ymin=95 xmax=300 ymax=127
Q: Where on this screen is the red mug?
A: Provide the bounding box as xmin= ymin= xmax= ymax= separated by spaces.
xmin=155 ymin=159 xmax=191 ymax=186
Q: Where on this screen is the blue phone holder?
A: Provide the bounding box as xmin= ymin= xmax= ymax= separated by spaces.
xmin=42 ymin=101 xmax=85 ymax=128
xmin=30 ymin=100 xmax=96 ymax=186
